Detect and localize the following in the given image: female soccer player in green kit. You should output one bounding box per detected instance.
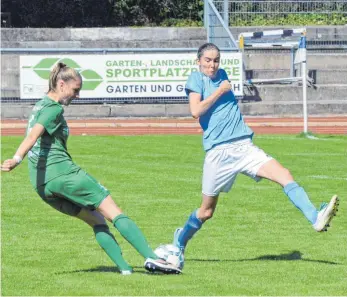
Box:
[1,62,181,275]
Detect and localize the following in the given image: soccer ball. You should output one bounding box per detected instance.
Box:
[154,244,184,270]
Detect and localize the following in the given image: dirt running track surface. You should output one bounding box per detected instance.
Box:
[1,117,347,136]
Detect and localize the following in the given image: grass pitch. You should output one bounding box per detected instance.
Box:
[1,134,346,296]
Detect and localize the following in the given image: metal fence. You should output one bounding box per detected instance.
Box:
[208,0,347,51]
[212,0,347,26]
[205,0,239,49]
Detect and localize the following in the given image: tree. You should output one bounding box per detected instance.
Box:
[1,0,113,27]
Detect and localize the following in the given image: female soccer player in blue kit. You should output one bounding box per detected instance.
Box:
[173,43,339,255]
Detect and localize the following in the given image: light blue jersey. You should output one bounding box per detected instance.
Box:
[185,69,254,151]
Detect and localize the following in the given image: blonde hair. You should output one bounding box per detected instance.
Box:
[48,62,81,92]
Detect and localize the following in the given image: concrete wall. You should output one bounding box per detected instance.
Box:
[2,26,347,48]
[1,27,207,48]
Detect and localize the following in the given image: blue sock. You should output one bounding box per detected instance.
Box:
[178,210,203,249]
[283,182,318,224]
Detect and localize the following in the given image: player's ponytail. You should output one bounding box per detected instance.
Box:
[48,62,81,92]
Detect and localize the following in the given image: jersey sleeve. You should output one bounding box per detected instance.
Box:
[219,69,229,81]
[185,72,203,96]
[36,105,64,135]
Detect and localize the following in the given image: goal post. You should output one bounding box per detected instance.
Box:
[239,28,311,134]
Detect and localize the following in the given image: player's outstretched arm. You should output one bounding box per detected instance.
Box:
[1,123,45,172]
[189,80,231,119]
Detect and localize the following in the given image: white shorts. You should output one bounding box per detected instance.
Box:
[202,138,273,196]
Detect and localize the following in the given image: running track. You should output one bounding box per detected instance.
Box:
[1,117,347,136]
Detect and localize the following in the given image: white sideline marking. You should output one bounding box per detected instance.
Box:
[284,153,345,156]
[308,175,347,181]
[256,136,346,142]
[256,136,304,140]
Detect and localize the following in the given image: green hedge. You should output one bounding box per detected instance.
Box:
[231,14,347,26]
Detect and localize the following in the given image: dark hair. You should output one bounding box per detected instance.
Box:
[197,43,220,59]
[48,62,81,92]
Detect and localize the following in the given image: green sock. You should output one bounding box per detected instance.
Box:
[112,214,158,260]
[93,224,132,272]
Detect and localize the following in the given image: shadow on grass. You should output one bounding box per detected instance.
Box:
[188,250,339,265]
[56,251,339,275]
[56,266,148,275]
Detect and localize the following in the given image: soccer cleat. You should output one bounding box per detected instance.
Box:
[173,227,183,248]
[144,258,181,274]
[120,270,133,275]
[313,195,339,232]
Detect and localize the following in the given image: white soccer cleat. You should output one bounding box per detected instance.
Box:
[313,195,339,232]
[120,270,133,275]
[144,258,182,274]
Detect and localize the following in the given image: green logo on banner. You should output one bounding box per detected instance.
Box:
[30,58,103,91]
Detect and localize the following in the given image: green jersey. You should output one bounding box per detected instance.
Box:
[27,96,79,188]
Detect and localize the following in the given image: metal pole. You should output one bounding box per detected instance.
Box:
[239,34,247,81]
[223,0,229,27]
[204,0,209,29]
[290,47,295,77]
[205,0,213,43]
[302,34,308,134]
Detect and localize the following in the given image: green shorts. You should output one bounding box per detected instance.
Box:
[36,168,110,216]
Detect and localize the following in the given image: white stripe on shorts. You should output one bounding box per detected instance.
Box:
[202,138,273,196]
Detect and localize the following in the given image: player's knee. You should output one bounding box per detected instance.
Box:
[93,224,110,234]
[282,167,293,179]
[199,209,214,221]
[77,208,106,227]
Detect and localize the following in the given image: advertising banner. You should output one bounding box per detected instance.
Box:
[20,53,243,99]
